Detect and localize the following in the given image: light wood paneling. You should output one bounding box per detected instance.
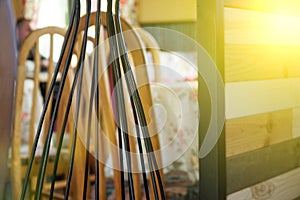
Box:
[227,138,300,194]
[224,2,300,198]
[224,7,300,82]
[225,78,300,119]
[225,7,300,45]
[226,109,293,157]
[225,44,300,82]
[293,107,300,138]
[137,0,197,23]
[225,0,300,17]
[228,167,300,199]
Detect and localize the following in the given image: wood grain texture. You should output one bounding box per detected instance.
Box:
[225,44,300,82]
[224,3,300,198]
[77,12,165,199]
[225,0,300,17]
[225,78,300,119]
[293,107,300,138]
[226,109,293,157]
[227,137,300,194]
[225,7,300,45]
[11,26,68,200]
[228,167,300,200]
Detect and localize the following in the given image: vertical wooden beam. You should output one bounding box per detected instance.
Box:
[197,0,226,199]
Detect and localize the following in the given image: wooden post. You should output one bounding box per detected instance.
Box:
[197,0,226,199]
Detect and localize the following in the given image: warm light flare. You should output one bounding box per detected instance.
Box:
[266,13,300,45]
[225,7,300,45]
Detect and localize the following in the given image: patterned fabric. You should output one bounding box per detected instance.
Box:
[151,81,199,182]
[120,0,138,26]
[23,0,39,28]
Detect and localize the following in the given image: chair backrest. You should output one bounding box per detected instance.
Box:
[70,12,163,200]
[11,26,74,200]
[12,12,164,200]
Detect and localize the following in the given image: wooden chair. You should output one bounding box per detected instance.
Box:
[70,12,164,199]
[11,26,76,200]
[12,13,164,200]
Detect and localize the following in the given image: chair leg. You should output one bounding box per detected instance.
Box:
[70,138,87,200]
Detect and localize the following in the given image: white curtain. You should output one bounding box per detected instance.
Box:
[36,0,68,28]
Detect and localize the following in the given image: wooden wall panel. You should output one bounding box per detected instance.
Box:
[225,3,300,198]
[225,78,300,119]
[225,44,300,82]
[226,109,293,157]
[225,8,300,45]
[225,0,300,17]
[293,107,300,138]
[225,2,300,199]
[227,138,300,194]
[228,167,300,200]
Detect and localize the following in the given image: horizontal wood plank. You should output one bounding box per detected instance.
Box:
[225,78,300,119]
[293,107,300,138]
[137,0,197,23]
[228,167,300,199]
[225,7,300,45]
[226,109,293,157]
[227,137,300,194]
[224,3,300,198]
[225,44,300,82]
[225,0,300,17]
